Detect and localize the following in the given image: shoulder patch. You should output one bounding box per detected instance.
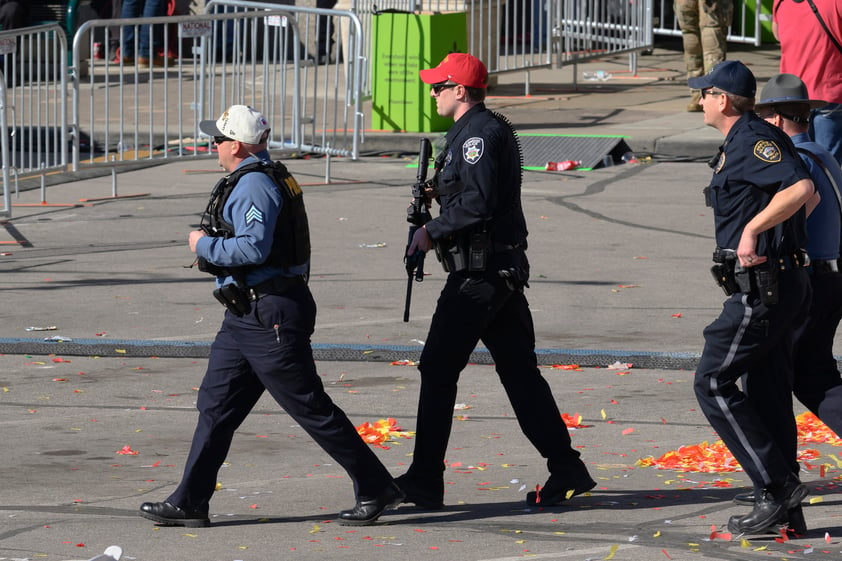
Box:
[462,137,484,164]
[753,140,782,163]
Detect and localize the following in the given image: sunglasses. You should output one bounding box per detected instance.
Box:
[701,88,727,99]
[213,135,234,144]
[431,83,458,95]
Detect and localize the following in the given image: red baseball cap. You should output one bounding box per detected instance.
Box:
[420,53,488,89]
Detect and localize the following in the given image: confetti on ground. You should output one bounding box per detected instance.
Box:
[355,418,414,446]
[390,360,417,366]
[116,445,139,456]
[561,413,591,428]
[550,364,582,370]
[607,361,633,369]
[639,412,835,472]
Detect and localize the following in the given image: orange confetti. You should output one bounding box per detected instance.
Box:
[390,359,417,366]
[621,428,635,435]
[355,418,413,446]
[561,413,591,428]
[116,445,139,456]
[638,412,833,473]
[551,364,582,370]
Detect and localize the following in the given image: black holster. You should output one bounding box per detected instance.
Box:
[213,283,252,317]
[435,228,489,273]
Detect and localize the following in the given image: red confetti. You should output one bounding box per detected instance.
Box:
[355,418,413,446]
[671,313,682,318]
[116,445,139,455]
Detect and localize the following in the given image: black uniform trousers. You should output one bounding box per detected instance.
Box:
[167,283,393,511]
[793,269,842,436]
[407,264,589,482]
[694,267,810,490]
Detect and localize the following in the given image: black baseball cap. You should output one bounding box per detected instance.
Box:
[688,60,756,98]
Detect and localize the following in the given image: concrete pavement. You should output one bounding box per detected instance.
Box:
[2,39,842,561]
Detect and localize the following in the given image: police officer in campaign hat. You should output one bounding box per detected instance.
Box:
[139,105,403,527]
[394,53,595,509]
[690,61,816,535]
[744,75,842,524]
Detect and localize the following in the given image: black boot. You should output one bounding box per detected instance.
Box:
[139,501,210,527]
[727,479,808,535]
[337,482,405,526]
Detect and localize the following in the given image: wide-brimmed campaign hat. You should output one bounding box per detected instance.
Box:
[755,73,828,109]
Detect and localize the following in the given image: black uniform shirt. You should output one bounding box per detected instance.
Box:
[424,103,527,246]
[707,111,811,256]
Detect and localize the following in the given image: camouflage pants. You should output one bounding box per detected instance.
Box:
[675,0,734,86]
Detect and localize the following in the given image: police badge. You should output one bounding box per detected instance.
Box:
[463,137,484,164]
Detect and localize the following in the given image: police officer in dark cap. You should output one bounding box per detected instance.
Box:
[394,53,595,509]
[752,73,842,470]
[138,105,403,528]
[690,61,816,535]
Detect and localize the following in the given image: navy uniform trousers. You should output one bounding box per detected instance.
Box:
[694,267,810,489]
[407,265,590,481]
[793,268,842,436]
[167,283,392,511]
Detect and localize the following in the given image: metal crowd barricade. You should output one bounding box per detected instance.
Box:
[204,0,366,159]
[558,0,653,84]
[72,11,302,169]
[652,0,764,46]
[0,24,70,217]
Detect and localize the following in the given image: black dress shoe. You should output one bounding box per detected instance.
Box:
[727,480,808,535]
[526,475,596,506]
[139,501,210,527]
[394,473,445,510]
[337,482,405,526]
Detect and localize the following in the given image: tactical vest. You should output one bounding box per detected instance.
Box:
[201,160,311,280]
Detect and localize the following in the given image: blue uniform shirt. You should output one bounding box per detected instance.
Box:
[195,151,309,287]
[792,132,842,261]
[707,111,811,255]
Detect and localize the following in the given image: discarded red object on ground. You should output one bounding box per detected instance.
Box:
[545,160,580,171]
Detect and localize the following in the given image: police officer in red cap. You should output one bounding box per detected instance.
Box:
[690,60,816,535]
[394,52,595,510]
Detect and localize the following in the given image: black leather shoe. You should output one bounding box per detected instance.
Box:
[732,490,756,506]
[526,475,596,506]
[394,473,445,510]
[727,478,808,536]
[337,482,405,526]
[139,501,210,527]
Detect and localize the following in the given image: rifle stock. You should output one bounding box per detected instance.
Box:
[403,138,433,322]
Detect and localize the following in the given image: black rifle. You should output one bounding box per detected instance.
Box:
[403,138,433,322]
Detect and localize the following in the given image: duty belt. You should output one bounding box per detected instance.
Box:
[248,274,306,300]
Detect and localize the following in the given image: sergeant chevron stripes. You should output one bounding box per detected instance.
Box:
[245,204,264,224]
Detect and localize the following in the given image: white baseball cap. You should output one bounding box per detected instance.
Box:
[199,105,270,144]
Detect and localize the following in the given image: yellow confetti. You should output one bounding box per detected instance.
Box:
[565,488,575,500]
[215,482,223,490]
[182,533,198,538]
[309,524,321,534]
[603,544,619,560]
[809,496,824,504]
[601,409,607,420]
[515,540,526,544]
[830,454,842,468]
[753,545,768,551]
[653,530,661,538]
[740,538,751,548]
[115,349,127,354]
[2,387,9,392]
